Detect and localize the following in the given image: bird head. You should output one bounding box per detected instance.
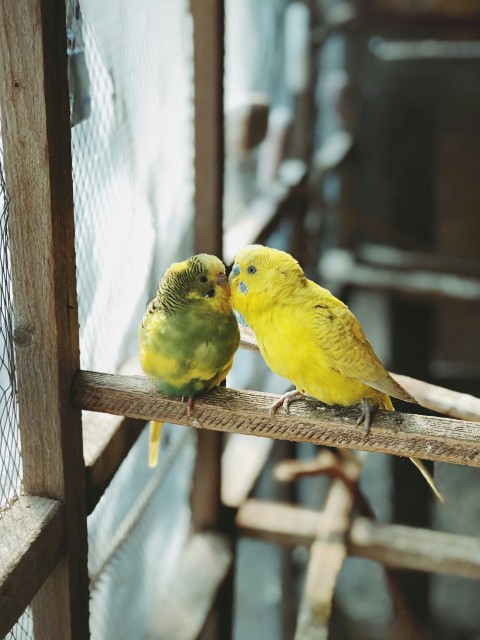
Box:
[158,253,232,313]
[229,244,305,317]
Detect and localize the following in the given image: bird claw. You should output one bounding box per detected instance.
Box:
[269,390,305,417]
[356,399,378,437]
[183,396,195,417]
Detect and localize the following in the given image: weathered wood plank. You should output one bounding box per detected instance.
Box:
[349,517,480,580]
[147,532,232,640]
[192,0,224,258]
[0,2,89,638]
[319,248,480,303]
[392,373,480,423]
[236,499,319,547]
[191,0,225,541]
[236,499,480,579]
[73,371,480,467]
[0,497,65,638]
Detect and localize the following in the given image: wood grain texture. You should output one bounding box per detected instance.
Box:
[192,0,224,258]
[73,371,480,467]
[0,2,89,637]
[147,532,232,640]
[236,499,480,579]
[0,497,65,638]
[191,0,225,542]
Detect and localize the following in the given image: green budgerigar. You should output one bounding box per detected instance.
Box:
[139,253,240,467]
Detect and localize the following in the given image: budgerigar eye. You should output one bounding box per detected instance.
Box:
[199,275,208,283]
[247,265,256,274]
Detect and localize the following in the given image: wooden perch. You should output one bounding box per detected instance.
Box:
[73,371,480,467]
[239,324,480,423]
[319,248,480,304]
[391,373,480,423]
[236,499,480,580]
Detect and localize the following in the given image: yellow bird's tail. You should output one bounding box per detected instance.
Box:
[149,421,164,468]
[409,456,444,503]
[381,394,444,502]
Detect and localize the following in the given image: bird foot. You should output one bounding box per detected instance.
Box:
[356,399,378,437]
[269,389,306,417]
[183,396,195,417]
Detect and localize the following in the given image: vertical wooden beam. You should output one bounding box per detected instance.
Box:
[190,4,232,639]
[192,0,224,259]
[0,2,89,639]
[190,0,225,533]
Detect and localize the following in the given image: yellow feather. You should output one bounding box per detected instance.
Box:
[230,244,443,501]
[140,253,239,467]
[149,421,163,468]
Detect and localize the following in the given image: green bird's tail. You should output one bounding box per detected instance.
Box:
[149,420,164,468]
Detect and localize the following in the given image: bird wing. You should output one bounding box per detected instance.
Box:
[314,302,417,404]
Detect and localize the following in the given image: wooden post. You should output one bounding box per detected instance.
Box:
[190,0,225,532]
[190,2,232,637]
[0,2,89,639]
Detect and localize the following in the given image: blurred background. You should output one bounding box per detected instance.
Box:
[2,0,480,638]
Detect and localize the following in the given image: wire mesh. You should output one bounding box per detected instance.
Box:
[0,139,22,515]
[3,610,34,640]
[71,0,194,373]
[88,424,196,640]
[0,120,35,640]
[69,1,196,638]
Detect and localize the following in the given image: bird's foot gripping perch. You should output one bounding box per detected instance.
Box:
[356,398,379,438]
[184,395,195,416]
[269,389,307,417]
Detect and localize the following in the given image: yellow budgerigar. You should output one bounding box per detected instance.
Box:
[140,253,240,467]
[229,244,442,500]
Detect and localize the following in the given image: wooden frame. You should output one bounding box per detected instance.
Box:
[2,2,480,639]
[237,498,480,578]
[73,371,480,468]
[191,0,225,536]
[0,1,89,638]
[0,497,65,638]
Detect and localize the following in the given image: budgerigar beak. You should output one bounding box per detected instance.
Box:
[217,272,231,296]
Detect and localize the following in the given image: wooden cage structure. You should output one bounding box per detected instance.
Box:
[1,1,480,639]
